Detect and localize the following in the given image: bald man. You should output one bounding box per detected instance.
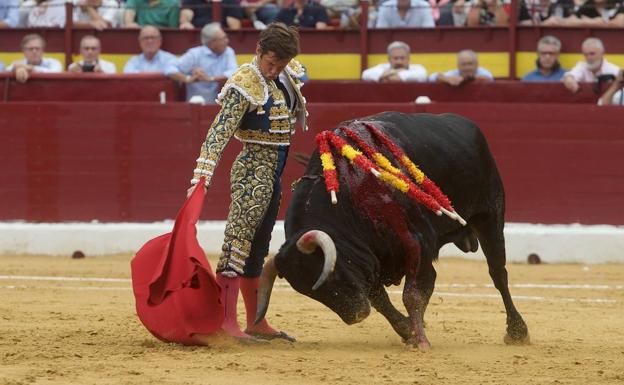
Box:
[123,26,177,74]
[429,50,493,86]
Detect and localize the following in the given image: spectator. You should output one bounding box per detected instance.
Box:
[449,0,470,26]
[68,35,117,74]
[562,37,619,93]
[429,49,493,85]
[22,0,118,28]
[527,0,575,25]
[466,0,520,26]
[320,0,358,19]
[375,0,435,28]
[241,0,279,28]
[124,0,179,28]
[429,0,455,25]
[168,23,237,103]
[275,0,330,29]
[522,35,566,82]
[73,0,119,30]
[0,0,19,27]
[362,41,427,82]
[179,0,245,29]
[124,26,177,74]
[26,0,66,27]
[562,0,624,27]
[8,33,62,83]
[598,69,624,105]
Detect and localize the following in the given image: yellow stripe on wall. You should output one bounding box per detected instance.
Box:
[296,54,361,80]
[4,51,623,80]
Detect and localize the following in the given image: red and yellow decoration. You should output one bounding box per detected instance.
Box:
[315,123,466,225]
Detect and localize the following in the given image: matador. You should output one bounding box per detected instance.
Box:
[188,23,306,342]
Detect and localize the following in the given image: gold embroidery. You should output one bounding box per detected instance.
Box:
[286,59,306,79]
[234,130,291,145]
[217,143,280,273]
[269,104,290,118]
[217,64,267,107]
[270,119,291,133]
[269,80,285,105]
[192,89,249,186]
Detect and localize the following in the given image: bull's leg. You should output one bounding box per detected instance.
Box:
[402,261,436,350]
[369,285,411,341]
[472,214,530,344]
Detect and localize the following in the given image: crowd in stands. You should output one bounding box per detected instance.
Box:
[1,25,622,105]
[1,0,623,104]
[1,0,624,30]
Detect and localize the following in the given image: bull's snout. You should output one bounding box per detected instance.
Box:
[341,301,371,325]
[354,307,371,323]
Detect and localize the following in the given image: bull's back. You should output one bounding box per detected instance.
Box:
[360,112,503,216]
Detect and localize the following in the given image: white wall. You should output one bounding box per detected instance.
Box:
[1,222,623,263]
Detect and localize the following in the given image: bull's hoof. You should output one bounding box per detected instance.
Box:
[404,337,431,351]
[504,316,530,345]
[504,332,531,345]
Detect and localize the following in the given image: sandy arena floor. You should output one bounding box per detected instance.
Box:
[1,253,623,385]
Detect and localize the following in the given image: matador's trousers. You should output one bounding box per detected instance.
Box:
[216,142,289,278]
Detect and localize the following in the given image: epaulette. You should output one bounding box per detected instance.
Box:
[216,63,269,106]
[285,59,306,80]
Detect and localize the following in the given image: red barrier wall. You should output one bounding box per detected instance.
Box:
[303,81,605,104]
[0,74,607,104]
[1,102,623,225]
[1,73,184,102]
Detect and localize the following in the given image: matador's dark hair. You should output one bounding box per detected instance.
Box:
[258,23,300,60]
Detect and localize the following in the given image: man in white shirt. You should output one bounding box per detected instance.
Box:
[123,26,177,74]
[68,35,117,74]
[375,0,435,28]
[8,33,63,83]
[361,41,427,82]
[168,23,238,103]
[0,0,19,27]
[429,49,494,85]
[563,37,620,94]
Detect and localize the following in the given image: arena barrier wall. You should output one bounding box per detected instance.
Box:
[2,100,623,225]
[0,74,610,103]
[2,100,623,261]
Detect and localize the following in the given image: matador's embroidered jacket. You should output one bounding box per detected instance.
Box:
[190,58,308,276]
[191,58,308,186]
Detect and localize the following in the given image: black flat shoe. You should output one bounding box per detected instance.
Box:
[247,331,296,342]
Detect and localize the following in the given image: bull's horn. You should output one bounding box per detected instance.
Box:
[254,257,278,325]
[296,230,337,290]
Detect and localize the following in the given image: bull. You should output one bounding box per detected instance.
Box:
[256,112,529,349]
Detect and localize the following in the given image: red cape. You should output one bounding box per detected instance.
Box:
[131,180,224,345]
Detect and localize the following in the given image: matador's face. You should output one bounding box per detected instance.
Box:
[256,49,291,80]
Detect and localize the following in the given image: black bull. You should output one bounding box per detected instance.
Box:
[256,112,529,349]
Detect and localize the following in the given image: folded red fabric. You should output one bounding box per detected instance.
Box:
[131,179,223,345]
